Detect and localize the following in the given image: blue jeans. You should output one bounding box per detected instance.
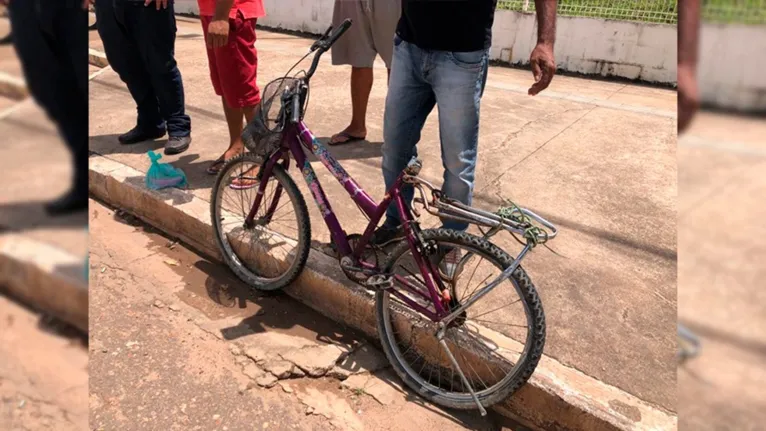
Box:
[382,35,489,231]
[96,0,191,137]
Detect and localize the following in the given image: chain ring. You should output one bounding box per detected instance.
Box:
[339,234,383,284]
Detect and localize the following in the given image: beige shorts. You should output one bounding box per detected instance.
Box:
[331,0,400,69]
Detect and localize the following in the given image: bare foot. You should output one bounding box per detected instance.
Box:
[329,126,366,146]
[230,166,261,190]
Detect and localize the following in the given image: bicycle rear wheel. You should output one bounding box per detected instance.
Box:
[211,153,311,291]
[376,229,545,410]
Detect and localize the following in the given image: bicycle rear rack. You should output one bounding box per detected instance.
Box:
[405,173,558,246]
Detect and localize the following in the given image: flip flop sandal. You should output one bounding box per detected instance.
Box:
[206,157,226,175]
[229,176,260,191]
[328,131,366,146]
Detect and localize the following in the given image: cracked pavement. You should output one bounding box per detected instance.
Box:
[88,198,526,430]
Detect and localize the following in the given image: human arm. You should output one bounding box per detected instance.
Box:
[678,0,701,133]
[206,0,237,48]
[528,0,557,96]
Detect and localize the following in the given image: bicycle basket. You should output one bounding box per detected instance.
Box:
[242,77,303,160]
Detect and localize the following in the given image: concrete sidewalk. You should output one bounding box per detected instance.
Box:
[678,112,766,430]
[89,17,677,418]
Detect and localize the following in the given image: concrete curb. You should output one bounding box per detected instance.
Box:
[0,71,28,101]
[88,153,677,431]
[89,48,109,68]
[0,233,88,333]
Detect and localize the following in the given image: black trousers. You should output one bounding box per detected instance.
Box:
[8,0,88,193]
[95,0,191,136]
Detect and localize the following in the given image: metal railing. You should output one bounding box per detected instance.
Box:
[498,0,678,24]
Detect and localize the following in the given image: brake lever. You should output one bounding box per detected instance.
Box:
[310,25,334,51]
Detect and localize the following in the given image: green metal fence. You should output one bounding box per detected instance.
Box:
[498,0,678,24]
[499,0,766,25]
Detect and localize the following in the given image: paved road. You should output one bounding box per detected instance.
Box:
[89,198,527,431]
[0,293,88,430]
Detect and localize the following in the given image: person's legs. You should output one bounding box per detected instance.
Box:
[200,12,261,174]
[340,66,373,141]
[430,49,489,231]
[373,37,435,244]
[126,2,191,154]
[8,0,89,215]
[329,0,377,145]
[95,0,165,140]
[50,2,89,213]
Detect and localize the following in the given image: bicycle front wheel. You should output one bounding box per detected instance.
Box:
[211,153,311,291]
[376,229,545,410]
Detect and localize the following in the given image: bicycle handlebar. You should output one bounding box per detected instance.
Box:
[326,18,353,49]
[306,19,353,79]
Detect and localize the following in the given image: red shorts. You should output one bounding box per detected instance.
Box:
[201,12,261,109]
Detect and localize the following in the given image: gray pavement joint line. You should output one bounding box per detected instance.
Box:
[680,134,766,158]
[482,106,593,154]
[480,106,597,194]
[604,84,629,101]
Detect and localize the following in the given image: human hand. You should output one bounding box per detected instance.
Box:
[206,19,230,48]
[677,63,699,134]
[145,0,168,10]
[83,0,94,10]
[528,43,556,96]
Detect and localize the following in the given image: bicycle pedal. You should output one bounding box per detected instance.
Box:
[365,274,393,291]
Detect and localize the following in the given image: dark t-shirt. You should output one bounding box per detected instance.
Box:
[396,0,498,52]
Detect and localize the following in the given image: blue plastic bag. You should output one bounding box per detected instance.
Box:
[145,151,188,190]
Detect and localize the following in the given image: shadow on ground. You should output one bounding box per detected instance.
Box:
[0,201,87,231]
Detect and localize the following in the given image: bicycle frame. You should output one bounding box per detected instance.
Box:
[246,120,450,321]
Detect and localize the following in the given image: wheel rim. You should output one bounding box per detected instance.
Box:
[214,159,302,284]
[381,238,535,400]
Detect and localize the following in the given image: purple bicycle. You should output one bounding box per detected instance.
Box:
[211,20,558,414]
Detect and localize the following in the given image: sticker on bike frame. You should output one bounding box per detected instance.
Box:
[301,159,332,217]
[311,138,348,183]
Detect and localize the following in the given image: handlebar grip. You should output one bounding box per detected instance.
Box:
[326,18,352,48]
[291,92,301,123]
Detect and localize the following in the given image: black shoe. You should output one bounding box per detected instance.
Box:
[165,135,191,155]
[44,189,88,216]
[118,125,166,145]
[371,224,404,246]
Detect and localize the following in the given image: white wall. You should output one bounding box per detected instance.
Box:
[491,10,677,84]
[698,23,766,111]
[176,1,678,84]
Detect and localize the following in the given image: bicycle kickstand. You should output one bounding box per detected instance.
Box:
[437,335,487,416]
